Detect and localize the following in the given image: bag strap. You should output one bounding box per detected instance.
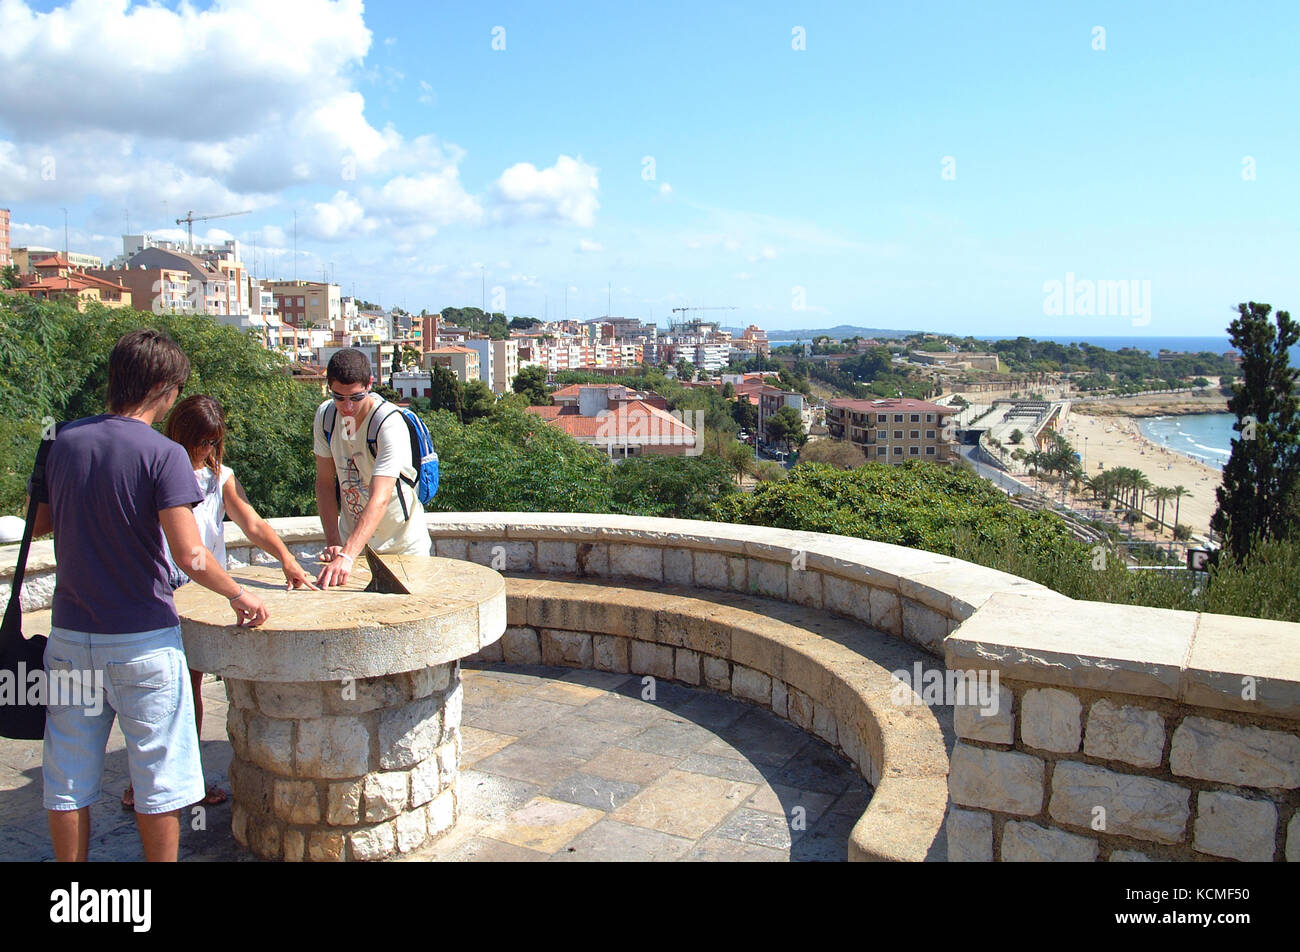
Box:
[3,431,58,635]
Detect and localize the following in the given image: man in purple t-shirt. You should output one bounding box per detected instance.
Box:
[29,328,269,862]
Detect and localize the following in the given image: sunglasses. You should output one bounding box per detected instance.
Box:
[329,389,371,405]
[198,437,222,447]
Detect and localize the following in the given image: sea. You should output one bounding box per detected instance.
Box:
[768,334,1300,471]
[1137,414,1234,471]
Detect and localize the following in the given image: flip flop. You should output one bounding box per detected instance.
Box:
[201,784,229,806]
[121,786,134,811]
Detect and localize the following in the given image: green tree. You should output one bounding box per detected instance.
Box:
[1,265,19,289]
[730,398,758,432]
[798,439,867,469]
[1211,302,1300,559]
[462,379,496,422]
[0,297,322,519]
[512,364,551,405]
[609,454,738,519]
[766,406,806,452]
[675,359,695,381]
[429,364,466,421]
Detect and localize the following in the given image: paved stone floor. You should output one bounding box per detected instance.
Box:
[0,663,871,862]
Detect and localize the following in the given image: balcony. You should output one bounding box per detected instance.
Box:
[3,513,1298,862]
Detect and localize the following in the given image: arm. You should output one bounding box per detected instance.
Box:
[316,475,396,588]
[26,498,52,538]
[159,505,268,627]
[223,475,318,590]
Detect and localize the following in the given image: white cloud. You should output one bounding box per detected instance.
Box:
[577,239,603,253]
[659,183,672,196]
[492,155,599,227]
[418,80,436,106]
[748,246,777,263]
[0,0,405,201]
[305,190,376,240]
[734,272,752,280]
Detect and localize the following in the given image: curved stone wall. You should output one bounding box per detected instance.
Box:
[6,512,1298,861]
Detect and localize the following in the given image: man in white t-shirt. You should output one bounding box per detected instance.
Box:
[313,348,431,587]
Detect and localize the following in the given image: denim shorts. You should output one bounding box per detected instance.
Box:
[43,625,205,814]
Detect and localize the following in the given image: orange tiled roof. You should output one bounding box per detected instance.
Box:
[526,399,696,442]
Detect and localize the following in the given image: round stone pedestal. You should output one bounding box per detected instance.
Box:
[176,555,505,861]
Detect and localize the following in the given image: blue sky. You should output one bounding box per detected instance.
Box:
[3,0,1298,336]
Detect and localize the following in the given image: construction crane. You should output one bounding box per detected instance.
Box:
[175,209,252,252]
[670,305,736,331]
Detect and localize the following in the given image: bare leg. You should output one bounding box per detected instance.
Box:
[48,807,91,862]
[190,668,204,733]
[135,809,181,862]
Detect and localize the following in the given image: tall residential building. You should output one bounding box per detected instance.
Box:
[12,246,102,271]
[111,234,242,268]
[7,255,133,311]
[492,339,520,393]
[825,398,957,464]
[423,345,480,384]
[462,339,495,390]
[264,280,340,334]
[0,209,10,268]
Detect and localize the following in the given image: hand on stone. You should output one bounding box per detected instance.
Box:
[284,559,320,591]
[231,589,269,628]
[317,547,353,588]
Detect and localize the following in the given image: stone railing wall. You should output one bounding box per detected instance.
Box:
[945,593,1300,861]
[5,511,1298,862]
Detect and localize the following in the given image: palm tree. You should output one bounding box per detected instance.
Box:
[1171,485,1189,535]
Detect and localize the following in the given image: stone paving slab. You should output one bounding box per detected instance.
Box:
[0,664,874,862]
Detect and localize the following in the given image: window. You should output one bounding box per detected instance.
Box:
[423,387,431,397]
[926,430,936,439]
[877,414,887,423]
[893,414,903,423]
[910,430,920,439]
[893,430,903,439]
[926,446,936,455]
[926,414,934,423]
[876,430,887,442]
[910,414,920,423]
[892,446,902,456]
[876,446,887,456]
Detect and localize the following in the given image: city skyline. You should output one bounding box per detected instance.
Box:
[2,0,1297,336]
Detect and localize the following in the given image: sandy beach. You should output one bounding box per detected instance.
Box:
[1060,409,1224,539]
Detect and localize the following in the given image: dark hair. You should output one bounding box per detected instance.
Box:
[164,394,225,478]
[108,328,190,413]
[327,348,372,387]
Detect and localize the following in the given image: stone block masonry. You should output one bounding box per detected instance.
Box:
[226,663,461,862]
[944,675,1299,862]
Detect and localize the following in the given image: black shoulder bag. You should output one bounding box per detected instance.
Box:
[0,426,61,740]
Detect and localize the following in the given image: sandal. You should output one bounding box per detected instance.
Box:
[201,784,229,806]
[121,785,134,811]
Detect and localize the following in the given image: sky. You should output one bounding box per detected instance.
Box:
[2,0,1298,337]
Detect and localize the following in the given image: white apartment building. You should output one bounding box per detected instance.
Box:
[462,339,496,390]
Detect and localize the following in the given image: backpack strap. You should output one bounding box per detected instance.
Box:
[322,402,338,445]
[367,404,414,521]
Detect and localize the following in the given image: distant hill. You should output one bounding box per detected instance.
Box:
[756,325,921,340]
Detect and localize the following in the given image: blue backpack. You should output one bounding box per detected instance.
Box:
[322,399,439,520]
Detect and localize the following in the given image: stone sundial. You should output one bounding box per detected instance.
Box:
[175,550,507,862]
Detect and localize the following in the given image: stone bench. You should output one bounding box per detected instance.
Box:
[466,576,952,862]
